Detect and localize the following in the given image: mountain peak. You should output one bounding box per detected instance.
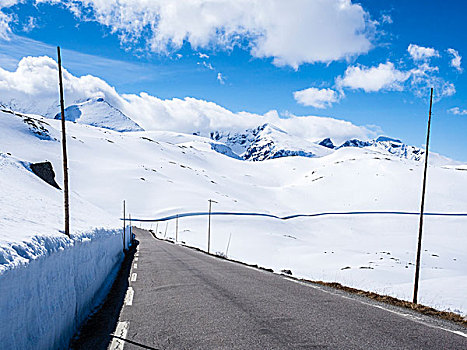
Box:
[55,98,143,132]
[376,136,402,144]
[319,138,335,149]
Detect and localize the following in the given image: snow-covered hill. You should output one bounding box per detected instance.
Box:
[1,106,466,319]
[55,97,143,132]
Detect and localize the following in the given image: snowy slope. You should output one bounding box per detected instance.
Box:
[0,110,132,349]
[1,107,467,322]
[54,97,143,132]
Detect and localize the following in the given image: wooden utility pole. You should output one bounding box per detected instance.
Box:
[413,87,434,304]
[57,46,70,238]
[123,200,126,251]
[175,215,179,242]
[207,199,218,254]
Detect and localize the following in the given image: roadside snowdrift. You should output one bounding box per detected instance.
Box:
[0,147,127,348]
[0,228,124,350]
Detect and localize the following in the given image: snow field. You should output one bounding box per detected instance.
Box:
[0,114,131,348]
[1,104,466,349]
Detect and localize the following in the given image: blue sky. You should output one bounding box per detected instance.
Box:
[1,0,466,161]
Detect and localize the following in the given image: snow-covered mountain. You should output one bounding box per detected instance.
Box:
[54,97,143,132]
[3,97,455,165]
[208,123,333,161]
[335,136,456,166]
[206,123,456,166]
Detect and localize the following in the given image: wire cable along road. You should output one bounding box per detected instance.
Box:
[104,228,467,350]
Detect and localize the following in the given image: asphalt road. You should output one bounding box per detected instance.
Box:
[108,228,466,350]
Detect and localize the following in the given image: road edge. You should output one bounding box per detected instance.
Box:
[146,228,466,327]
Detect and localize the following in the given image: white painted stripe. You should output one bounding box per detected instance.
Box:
[283,277,467,339]
[452,330,467,338]
[135,252,139,257]
[109,321,129,350]
[134,257,138,262]
[133,263,138,269]
[131,273,137,282]
[124,287,134,306]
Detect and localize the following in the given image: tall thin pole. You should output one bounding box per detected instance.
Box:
[413,87,434,304]
[208,201,212,253]
[175,215,179,242]
[123,200,126,251]
[207,199,218,254]
[226,232,232,257]
[57,46,70,238]
[129,213,132,246]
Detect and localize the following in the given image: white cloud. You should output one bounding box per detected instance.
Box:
[381,14,392,24]
[0,10,13,40]
[22,16,37,33]
[335,60,455,100]
[198,53,209,59]
[0,55,375,143]
[448,107,467,116]
[217,72,225,85]
[407,44,439,61]
[336,62,409,92]
[0,55,121,116]
[0,0,23,40]
[38,0,373,69]
[0,0,23,6]
[447,48,462,72]
[198,61,214,71]
[409,62,456,99]
[293,87,340,108]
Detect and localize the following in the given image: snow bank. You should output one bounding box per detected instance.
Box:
[0,128,130,348]
[0,228,128,350]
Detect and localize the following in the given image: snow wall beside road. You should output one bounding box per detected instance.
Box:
[0,228,130,349]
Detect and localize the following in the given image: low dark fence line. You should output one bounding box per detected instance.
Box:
[122,210,467,223]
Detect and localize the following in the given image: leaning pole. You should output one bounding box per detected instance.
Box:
[413,87,434,304]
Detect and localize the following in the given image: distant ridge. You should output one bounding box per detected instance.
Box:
[55,97,143,132]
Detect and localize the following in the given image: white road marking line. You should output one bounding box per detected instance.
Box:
[284,277,467,339]
[124,287,134,306]
[133,263,138,269]
[131,273,137,282]
[451,330,467,338]
[109,321,129,350]
[134,257,138,262]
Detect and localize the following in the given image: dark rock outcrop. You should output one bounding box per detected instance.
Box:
[319,138,335,149]
[30,161,61,189]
